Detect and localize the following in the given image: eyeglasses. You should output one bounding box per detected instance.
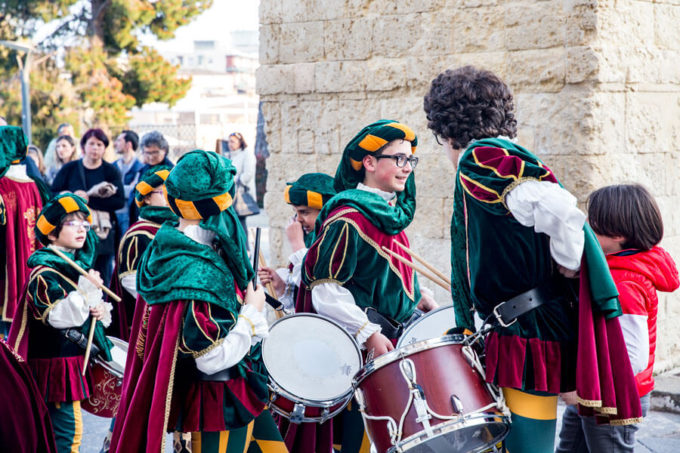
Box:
[374,154,419,169]
[143,150,162,156]
[63,221,91,231]
[151,190,164,195]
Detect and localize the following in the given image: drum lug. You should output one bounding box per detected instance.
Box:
[290,403,306,424]
[450,394,464,414]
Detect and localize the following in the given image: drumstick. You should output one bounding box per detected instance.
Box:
[82,319,96,376]
[50,247,122,303]
[381,246,451,292]
[394,241,450,285]
[258,250,284,319]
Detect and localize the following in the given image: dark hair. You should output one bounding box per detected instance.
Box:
[424,66,517,150]
[588,184,663,251]
[141,131,169,153]
[120,130,139,151]
[55,135,78,163]
[229,132,247,150]
[50,211,87,240]
[80,128,109,150]
[57,123,72,134]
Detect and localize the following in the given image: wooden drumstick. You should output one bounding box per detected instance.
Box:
[394,241,450,285]
[82,319,97,376]
[381,246,451,293]
[50,247,122,303]
[258,250,284,319]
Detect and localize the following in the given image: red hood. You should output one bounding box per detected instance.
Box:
[606,246,680,293]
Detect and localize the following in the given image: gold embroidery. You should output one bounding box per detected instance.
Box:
[499,176,542,211]
[459,173,503,204]
[24,206,37,253]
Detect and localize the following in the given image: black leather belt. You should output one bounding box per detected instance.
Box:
[492,280,556,327]
[198,366,240,381]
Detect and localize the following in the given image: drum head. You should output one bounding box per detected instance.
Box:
[263,314,362,402]
[397,305,455,348]
[106,336,128,376]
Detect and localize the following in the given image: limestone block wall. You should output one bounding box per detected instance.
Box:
[257,0,680,371]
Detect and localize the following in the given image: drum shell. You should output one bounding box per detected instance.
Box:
[81,337,127,418]
[354,338,507,452]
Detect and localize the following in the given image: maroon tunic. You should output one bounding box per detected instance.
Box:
[0,175,42,322]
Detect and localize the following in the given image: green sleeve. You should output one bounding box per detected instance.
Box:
[118,231,153,276]
[179,300,238,358]
[303,219,359,287]
[27,270,71,324]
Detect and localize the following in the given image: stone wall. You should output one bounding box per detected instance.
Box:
[257,0,680,371]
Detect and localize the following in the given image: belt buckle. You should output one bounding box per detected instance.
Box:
[493,301,517,328]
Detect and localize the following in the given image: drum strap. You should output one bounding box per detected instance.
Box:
[364,307,403,339]
[492,279,558,327]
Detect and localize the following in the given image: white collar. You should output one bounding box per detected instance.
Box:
[357,182,396,202]
[4,164,30,181]
[180,224,216,247]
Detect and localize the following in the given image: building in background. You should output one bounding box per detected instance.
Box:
[130,31,259,158]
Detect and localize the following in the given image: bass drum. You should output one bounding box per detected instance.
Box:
[82,336,127,418]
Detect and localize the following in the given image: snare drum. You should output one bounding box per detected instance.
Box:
[397,305,455,348]
[353,335,510,453]
[82,337,128,418]
[262,313,362,424]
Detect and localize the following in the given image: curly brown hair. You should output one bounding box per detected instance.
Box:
[424,66,517,149]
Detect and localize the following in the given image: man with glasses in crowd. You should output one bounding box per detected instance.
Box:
[129,131,174,225]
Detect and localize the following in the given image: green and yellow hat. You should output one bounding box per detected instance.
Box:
[284,173,336,210]
[134,165,172,207]
[335,119,417,191]
[0,126,28,178]
[164,150,235,220]
[35,193,93,245]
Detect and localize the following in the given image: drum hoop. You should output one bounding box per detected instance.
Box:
[268,381,354,409]
[263,313,363,402]
[387,411,510,453]
[397,305,454,348]
[353,334,466,386]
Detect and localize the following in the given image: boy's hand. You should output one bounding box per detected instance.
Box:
[89,304,106,321]
[285,217,306,252]
[558,265,579,279]
[560,391,579,406]
[416,288,439,313]
[365,331,394,358]
[87,269,104,287]
[244,281,266,312]
[257,267,285,297]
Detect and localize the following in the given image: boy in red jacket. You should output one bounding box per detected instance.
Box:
[557,184,680,452]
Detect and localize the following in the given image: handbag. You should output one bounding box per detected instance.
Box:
[76,159,114,240]
[233,181,260,217]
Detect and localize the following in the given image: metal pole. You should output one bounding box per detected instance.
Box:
[20,52,32,144]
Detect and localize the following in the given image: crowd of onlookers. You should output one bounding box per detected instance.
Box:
[23,124,257,286]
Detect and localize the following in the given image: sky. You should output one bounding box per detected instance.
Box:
[146,1,260,53]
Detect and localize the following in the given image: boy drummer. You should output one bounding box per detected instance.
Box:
[296,120,437,452]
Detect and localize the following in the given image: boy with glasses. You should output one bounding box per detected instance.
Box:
[9,193,113,453]
[295,120,437,452]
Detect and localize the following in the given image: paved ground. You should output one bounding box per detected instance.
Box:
[81,402,680,452]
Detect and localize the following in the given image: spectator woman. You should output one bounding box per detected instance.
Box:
[226,132,257,246]
[46,135,79,186]
[51,128,124,285]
